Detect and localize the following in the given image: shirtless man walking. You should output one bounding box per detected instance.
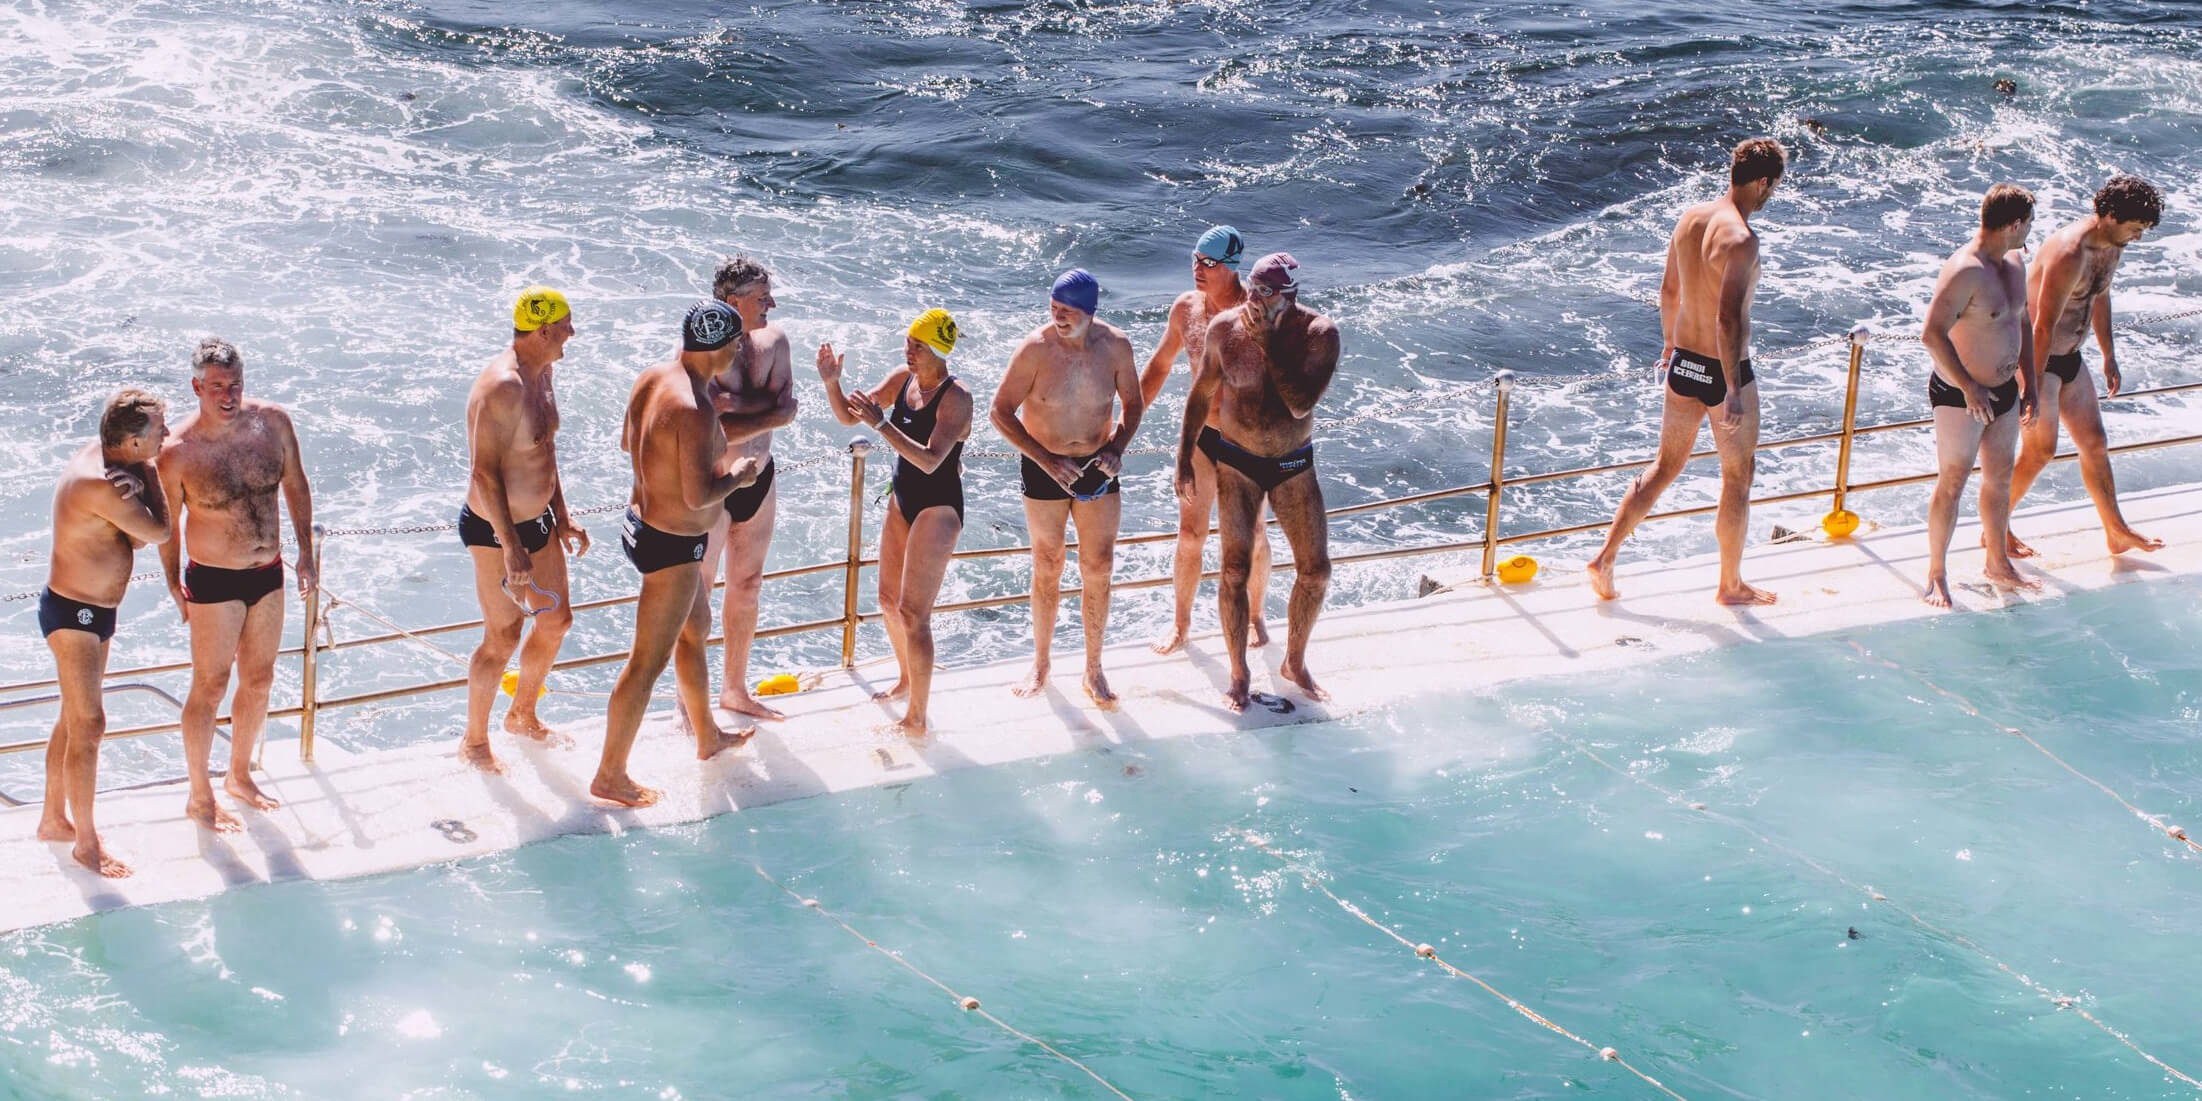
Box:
[1586,138,1786,606]
[158,338,314,831]
[458,287,589,773]
[2008,175,2167,556]
[37,390,170,877]
[1141,225,1272,656]
[592,301,762,807]
[1178,253,1340,713]
[1919,185,2043,607]
[699,256,798,721]
[991,269,1143,707]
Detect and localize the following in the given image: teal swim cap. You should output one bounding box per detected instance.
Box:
[1194,225,1244,269]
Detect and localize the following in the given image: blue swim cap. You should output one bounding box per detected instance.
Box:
[1193,225,1244,269]
[1050,269,1100,316]
[682,299,741,352]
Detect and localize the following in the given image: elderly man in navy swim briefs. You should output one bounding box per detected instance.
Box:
[1177,253,1340,713]
[991,269,1144,709]
[593,301,764,808]
[457,286,589,774]
[157,337,315,832]
[38,389,171,878]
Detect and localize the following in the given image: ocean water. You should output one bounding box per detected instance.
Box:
[1,3,2199,779]
[2,570,2197,1099]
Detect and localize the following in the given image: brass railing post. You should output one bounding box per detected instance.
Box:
[840,439,872,667]
[299,522,325,764]
[1829,323,1871,519]
[1480,370,1515,580]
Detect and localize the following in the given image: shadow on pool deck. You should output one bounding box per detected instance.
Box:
[3,481,2199,933]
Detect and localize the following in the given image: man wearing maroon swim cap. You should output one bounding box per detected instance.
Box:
[1177,251,1340,713]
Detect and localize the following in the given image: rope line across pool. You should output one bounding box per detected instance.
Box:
[1844,639,2202,859]
[751,862,1135,1100]
[1238,829,1696,1100]
[1525,714,2202,1092]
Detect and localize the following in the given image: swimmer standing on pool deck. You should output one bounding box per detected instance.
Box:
[1919,184,2043,608]
[1586,138,1785,606]
[38,389,170,878]
[818,310,972,737]
[1143,226,1273,656]
[697,256,799,722]
[593,301,763,807]
[157,338,314,832]
[992,270,1143,708]
[457,286,589,773]
[2007,175,2167,558]
[1179,253,1339,713]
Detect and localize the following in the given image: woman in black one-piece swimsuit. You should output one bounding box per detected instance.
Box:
[816,310,971,737]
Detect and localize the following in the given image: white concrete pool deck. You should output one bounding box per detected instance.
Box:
[4,482,2199,933]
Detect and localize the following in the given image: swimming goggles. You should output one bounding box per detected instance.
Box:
[501,577,564,617]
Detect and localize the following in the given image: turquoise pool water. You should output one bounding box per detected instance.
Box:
[4,575,2199,1099]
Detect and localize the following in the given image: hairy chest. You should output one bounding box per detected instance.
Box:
[178,429,284,511]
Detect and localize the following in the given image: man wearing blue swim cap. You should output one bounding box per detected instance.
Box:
[594,299,766,809]
[990,268,1145,709]
[1177,251,1340,714]
[1141,225,1274,657]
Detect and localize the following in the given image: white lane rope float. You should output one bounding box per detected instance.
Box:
[1237,829,1695,1101]
[1844,639,2202,859]
[1528,715,2202,1092]
[750,862,1135,1100]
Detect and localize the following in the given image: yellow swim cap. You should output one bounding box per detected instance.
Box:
[513,285,571,332]
[907,308,958,357]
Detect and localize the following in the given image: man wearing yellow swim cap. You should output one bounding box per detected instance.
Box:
[456,284,586,773]
[512,285,571,336]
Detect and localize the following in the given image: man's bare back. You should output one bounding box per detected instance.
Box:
[625,360,745,537]
[1667,199,1760,369]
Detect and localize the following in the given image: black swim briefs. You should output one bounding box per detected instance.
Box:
[1928,373,2021,419]
[2044,351,2084,386]
[620,507,708,575]
[1664,347,1756,407]
[38,588,116,642]
[1196,426,1315,493]
[723,458,776,524]
[185,560,285,607]
[1020,454,1120,502]
[458,504,556,554]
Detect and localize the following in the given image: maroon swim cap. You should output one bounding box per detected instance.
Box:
[1249,252,1299,296]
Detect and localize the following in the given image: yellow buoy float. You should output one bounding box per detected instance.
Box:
[499,671,548,699]
[1822,509,1860,539]
[755,673,802,697]
[1495,554,1538,584]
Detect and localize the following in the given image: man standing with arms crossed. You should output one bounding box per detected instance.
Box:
[37,389,170,877]
[1919,185,2044,607]
[592,301,762,808]
[1586,138,1786,606]
[1142,225,1272,656]
[458,287,589,773]
[158,338,314,832]
[699,256,798,721]
[2008,175,2167,557]
[992,269,1143,708]
[1179,253,1339,713]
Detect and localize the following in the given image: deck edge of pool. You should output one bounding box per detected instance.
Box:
[5,482,2200,933]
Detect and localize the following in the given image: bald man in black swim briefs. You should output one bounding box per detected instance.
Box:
[1177,252,1340,713]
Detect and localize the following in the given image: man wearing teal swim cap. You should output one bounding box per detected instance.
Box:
[991,269,1145,709]
[1142,225,1273,657]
